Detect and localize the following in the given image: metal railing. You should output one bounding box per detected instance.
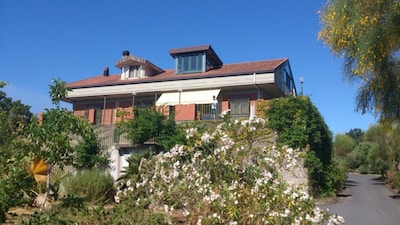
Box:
[96,126,131,150]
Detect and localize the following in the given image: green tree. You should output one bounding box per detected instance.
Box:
[0,82,32,145]
[28,79,107,208]
[117,106,185,150]
[319,0,400,124]
[346,141,372,173]
[334,134,354,158]
[362,124,400,176]
[346,128,364,145]
[0,82,36,222]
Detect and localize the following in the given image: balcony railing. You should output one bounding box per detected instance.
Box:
[96,125,131,150]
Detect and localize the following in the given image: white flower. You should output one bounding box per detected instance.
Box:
[220,109,230,118]
[201,132,211,142]
[186,128,197,138]
[197,216,202,225]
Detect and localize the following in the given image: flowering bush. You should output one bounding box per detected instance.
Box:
[387,170,400,190]
[116,111,344,224]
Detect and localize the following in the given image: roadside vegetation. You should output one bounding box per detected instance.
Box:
[0,79,345,224]
[333,125,400,191]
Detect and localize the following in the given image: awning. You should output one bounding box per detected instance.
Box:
[156,89,220,106]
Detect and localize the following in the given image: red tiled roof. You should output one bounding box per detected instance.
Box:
[67,58,287,89]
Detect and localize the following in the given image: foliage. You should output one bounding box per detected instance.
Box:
[74,129,109,170]
[346,141,372,173]
[60,194,87,210]
[28,108,99,170]
[24,78,107,210]
[0,82,36,222]
[0,83,32,145]
[28,78,107,170]
[0,169,35,223]
[387,170,400,190]
[0,79,107,222]
[333,134,354,158]
[117,106,186,150]
[345,128,364,145]
[266,96,344,197]
[363,124,398,177]
[342,124,400,177]
[63,167,115,203]
[48,78,70,109]
[16,111,345,224]
[19,204,169,225]
[113,111,344,224]
[117,149,156,183]
[18,210,74,225]
[318,0,400,123]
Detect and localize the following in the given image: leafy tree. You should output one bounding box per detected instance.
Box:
[0,82,36,222]
[117,106,185,150]
[28,79,107,208]
[346,128,364,145]
[0,82,32,145]
[74,127,109,170]
[48,78,69,109]
[334,134,354,158]
[346,142,372,173]
[363,124,400,177]
[319,0,400,124]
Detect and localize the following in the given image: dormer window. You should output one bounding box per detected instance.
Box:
[176,52,205,74]
[123,65,143,78]
[169,45,223,75]
[115,50,164,80]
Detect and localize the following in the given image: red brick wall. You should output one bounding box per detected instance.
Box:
[175,104,196,121]
[73,110,85,117]
[115,100,134,123]
[221,100,229,112]
[88,109,95,123]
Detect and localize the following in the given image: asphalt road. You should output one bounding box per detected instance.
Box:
[318,173,400,225]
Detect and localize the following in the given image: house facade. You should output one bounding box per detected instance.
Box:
[63,45,297,179]
[64,45,297,124]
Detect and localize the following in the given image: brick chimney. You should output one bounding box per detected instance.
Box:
[103,66,109,76]
[122,50,130,56]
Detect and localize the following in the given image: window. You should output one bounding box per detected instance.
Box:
[128,65,142,78]
[285,69,291,90]
[94,108,102,124]
[284,64,294,91]
[229,97,250,118]
[196,103,220,120]
[168,106,175,119]
[176,53,204,74]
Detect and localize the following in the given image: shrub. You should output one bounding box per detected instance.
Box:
[19,111,345,224]
[114,111,344,224]
[0,167,36,223]
[387,171,400,190]
[266,96,346,197]
[117,106,186,151]
[63,167,115,203]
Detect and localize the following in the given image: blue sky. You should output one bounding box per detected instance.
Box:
[0,0,377,135]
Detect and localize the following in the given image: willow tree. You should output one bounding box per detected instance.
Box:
[319,0,400,124]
